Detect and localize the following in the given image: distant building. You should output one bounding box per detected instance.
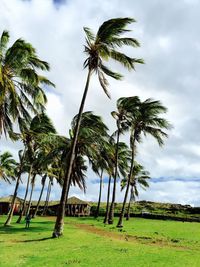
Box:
[0,195,25,215]
[0,195,91,216]
[47,196,91,216]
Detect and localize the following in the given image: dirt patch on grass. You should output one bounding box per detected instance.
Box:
[70,222,190,251]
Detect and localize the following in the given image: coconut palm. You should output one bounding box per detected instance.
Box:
[0,151,16,183]
[53,111,109,236]
[15,160,32,223]
[53,17,143,237]
[91,141,110,218]
[5,113,56,226]
[108,96,139,224]
[120,162,150,220]
[104,141,131,224]
[4,149,26,226]
[32,174,47,218]
[0,30,54,137]
[17,114,57,222]
[117,97,172,227]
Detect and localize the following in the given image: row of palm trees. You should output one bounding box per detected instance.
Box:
[0,17,171,238]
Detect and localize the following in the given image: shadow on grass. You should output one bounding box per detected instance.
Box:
[0,220,54,235]
[17,236,53,243]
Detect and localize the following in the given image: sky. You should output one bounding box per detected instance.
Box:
[1,0,200,206]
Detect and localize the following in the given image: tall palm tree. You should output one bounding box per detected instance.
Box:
[104,141,131,224]
[16,161,32,223]
[108,96,139,224]
[53,111,109,236]
[17,113,57,222]
[4,149,26,226]
[91,141,109,219]
[117,97,172,227]
[120,162,150,220]
[32,174,47,218]
[5,113,56,226]
[0,151,16,183]
[0,30,54,137]
[53,17,143,237]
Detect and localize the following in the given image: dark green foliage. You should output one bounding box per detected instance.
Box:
[0,30,54,137]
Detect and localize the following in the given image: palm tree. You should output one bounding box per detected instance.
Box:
[120,162,150,220]
[53,112,109,237]
[104,141,131,224]
[108,96,139,224]
[5,113,56,226]
[117,97,172,227]
[0,30,54,137]
[16,161,32,223]
[53,17,143,237]
[91,141,109,219]
[17,113,57,222]
[32,174,47,218]
[26,173,36,217]
[0,151,16,183]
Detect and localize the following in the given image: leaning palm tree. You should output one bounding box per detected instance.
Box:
[0,30,54,137]
[117,97,172,227]
[91,141,109,219]
[108,96,139,224]
[32,174,47,218]
[4,149,26,226]
[53,17,144,237]
[5,113,56,226]
[120,162,150,220]
[53,111,109,237]
[104,141,131,224]
[0,151,16,183]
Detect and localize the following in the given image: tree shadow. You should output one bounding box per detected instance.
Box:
[0,220,54,235]
[17,236,53,242]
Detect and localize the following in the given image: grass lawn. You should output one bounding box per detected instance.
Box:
[0,216,200,267]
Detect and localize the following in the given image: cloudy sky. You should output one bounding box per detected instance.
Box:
[1,0,200,206]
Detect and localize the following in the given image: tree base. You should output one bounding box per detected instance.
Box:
[52,232,62,238]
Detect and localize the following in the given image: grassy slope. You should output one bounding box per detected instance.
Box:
[0,216,200,267]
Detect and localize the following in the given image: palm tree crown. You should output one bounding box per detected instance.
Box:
[0,30,54,137]
[0,151,16,183]
[84,18,144,97]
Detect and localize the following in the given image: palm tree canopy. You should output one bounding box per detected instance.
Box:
[118,96,172,146]
[0,30,54,137]
[71,111,109,161]
[121,162,150,196]
[84,18,144,98]
[111,96,140,137]
[0,151,16,183]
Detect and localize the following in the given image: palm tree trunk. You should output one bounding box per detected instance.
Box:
[126,186,133,221]
[42,179,51,216]
[16,164,33,223]
[26,174,36,216]
[44,181,52,215]
[117,138,135,228]
[4,150,25,226]
[52,69,92,238]
[95,169,103,218]
[32,174,47,218]
[108,127,120,224]
[103,175,111,224]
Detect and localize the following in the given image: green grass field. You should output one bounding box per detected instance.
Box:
[0,216,200,267]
